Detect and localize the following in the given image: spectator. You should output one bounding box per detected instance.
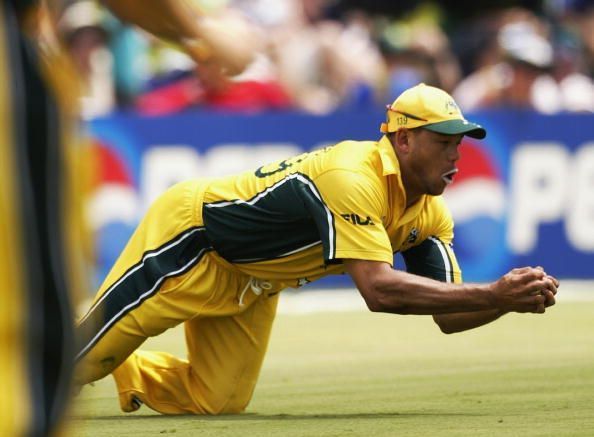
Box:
[453,7,594,113]
[261,0,386,113]
[59,1,115,118]
[378,2,461,97]
[65,0,594,115]
[573,2,594,77]
[547,1,594,112]
[453,13,557,112]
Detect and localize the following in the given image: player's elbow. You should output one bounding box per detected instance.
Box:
[361,291,385,313]
[432,315,459,334]
[435,322,457,335]
[360,280,410,314]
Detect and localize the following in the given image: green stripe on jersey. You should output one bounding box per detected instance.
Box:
[203,173,336,263]
[401,237,454,283]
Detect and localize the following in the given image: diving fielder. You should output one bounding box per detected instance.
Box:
[75,83,559,415]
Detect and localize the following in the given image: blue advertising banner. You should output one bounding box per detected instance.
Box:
[88,110,594,287]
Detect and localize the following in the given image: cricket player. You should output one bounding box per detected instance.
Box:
[0,1,255,435]
[75,83,559,415]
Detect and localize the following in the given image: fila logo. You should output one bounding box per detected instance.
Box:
[341,213,375,226]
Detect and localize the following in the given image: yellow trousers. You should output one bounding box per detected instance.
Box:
[76,180,282,414]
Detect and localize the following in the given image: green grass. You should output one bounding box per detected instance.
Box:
[71,300,594,436]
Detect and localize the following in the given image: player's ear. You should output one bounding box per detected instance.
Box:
[393,128,411,154]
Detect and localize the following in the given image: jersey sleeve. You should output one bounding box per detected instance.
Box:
[300,169,393,265]
[401,197,462,283]
[401,237,462,283]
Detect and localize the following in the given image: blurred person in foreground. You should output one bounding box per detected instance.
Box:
[75,83,559,416]
[0,0,256,435]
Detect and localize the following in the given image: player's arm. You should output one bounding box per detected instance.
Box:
[101,0,255,74]
[400,237,557,332]
[344,259,557,316]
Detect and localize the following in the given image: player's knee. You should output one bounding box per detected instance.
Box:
[216,396,251,414]
[208,385,255,414]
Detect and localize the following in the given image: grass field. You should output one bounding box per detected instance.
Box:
[71,296,594,436]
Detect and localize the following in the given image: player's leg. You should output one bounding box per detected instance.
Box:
[112,267,281,414]
[75,179,212,385]
[185,290,280,414]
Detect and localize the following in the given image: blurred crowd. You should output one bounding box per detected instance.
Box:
[58,0,594,118]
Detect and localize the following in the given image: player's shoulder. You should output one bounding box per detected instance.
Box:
[326,140,381,171]
[333,139,378,154]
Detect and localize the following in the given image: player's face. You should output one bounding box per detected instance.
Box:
[407,128,463,196]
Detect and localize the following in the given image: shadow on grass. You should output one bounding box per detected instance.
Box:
[74,411,486,422]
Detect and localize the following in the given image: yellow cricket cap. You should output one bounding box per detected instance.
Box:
[380,83,486,139]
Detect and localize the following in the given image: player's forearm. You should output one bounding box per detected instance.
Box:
[346,260,555,316]
[360,268,496,315]
[432,309,506,334]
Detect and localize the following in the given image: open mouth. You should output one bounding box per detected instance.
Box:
[441,168,458,185]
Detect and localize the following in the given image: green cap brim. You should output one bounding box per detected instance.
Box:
[423,119,487,139]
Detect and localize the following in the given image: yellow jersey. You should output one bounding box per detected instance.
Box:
[202,135,461,286]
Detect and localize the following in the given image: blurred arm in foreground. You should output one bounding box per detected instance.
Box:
[102,0,260,75]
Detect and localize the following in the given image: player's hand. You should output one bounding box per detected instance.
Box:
[542,271,559,308]
[533,266,559,309]
[487,267,558,314]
